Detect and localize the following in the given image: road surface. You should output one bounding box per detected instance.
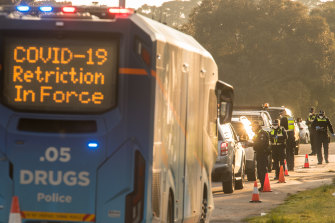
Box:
[209,142,335,222]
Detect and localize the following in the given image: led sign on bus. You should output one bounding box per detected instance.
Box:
[3,37,118,113]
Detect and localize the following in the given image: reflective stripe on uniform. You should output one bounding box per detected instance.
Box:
[287,117,294,131]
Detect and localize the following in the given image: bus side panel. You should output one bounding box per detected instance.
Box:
[152,42,187,222]
[151,39,218,222]
[0,159,12,223]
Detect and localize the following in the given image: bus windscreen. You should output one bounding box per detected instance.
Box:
[3,36,118,113]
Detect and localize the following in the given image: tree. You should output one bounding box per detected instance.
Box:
[184,0,335,119]
[137,0,200,28]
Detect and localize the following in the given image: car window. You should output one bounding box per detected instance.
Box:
[228,124,238,141]
[262,113,270,127]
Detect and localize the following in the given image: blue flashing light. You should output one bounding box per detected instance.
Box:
[88,142,99,149]
[39,6,53,12]
[17,6,30,12]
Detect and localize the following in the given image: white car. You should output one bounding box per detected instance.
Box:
[231,117,257,181]
[298,121,310,143]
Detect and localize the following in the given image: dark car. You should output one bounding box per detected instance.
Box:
[263,105,300,154]
[212,122,246,194]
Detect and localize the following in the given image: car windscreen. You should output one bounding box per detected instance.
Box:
[232,115,264,126]
[231,122,246,137]
[266,110,282,120]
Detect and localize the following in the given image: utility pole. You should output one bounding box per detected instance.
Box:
[119,0,125,8]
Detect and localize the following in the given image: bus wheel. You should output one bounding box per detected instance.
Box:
[200,187,208,223]
[167,192,174,223]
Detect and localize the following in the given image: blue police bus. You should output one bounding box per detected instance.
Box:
[0,5,234,223]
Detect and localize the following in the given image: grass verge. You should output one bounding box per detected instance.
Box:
[246,178,335,223]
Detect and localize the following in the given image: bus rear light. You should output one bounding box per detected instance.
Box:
[108,7,134,17]
[62,6,76,13]
[220,142,229,156]
[125,151,145,223]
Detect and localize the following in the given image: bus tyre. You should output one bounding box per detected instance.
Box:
[235,161,245,190]
[200,188,208,223]
[167,192,174,223]
[222,164,235,194]
[247,158,257,181]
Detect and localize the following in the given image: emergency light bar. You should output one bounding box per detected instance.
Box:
[0,5,135,19]
[39,6,53,12]
[16,5,30,12]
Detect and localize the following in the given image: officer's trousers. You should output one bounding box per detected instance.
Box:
[316,132,329,163]
[310,129,316,154]
[286,136,295,171]
[256,152,268,189]
[272,145,286,178]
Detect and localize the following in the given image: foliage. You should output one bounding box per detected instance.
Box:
[137,0,200,28]
[247,184,335,222]
[183,0,335,121]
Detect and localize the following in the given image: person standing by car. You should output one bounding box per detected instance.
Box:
[306,107,317,156]
[251,121,269,191]
[312,110,335,164]
[269,119,287,180]
[280,110,295,171]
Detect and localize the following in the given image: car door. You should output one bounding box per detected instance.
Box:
[228,124,243,174]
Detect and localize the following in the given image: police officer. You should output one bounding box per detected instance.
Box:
[280,109,295,171]
[306,107,317,155]
[252,121,270,191]
[312,110,335,164]
[269,119,287,180]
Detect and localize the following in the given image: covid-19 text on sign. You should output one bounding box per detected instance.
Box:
[3,37,118,113]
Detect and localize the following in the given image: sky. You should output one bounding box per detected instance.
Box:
[59,0,169,9]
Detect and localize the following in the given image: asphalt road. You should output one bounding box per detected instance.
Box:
[209,142,335,222]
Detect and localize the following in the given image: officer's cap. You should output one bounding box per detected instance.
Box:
[319,110,325,115]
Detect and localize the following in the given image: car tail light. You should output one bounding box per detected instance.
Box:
[220,142,229,156]
[125,151,145,223]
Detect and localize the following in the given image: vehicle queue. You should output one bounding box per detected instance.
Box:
[212,103,335,193]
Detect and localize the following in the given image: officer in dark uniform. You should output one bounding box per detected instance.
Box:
[312,110,335,164]
[269,119,287,180]
[306,107,317,155]
[252,121,269,191]
[280,109,295,171]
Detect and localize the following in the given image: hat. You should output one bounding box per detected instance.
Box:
[319,110,325,115]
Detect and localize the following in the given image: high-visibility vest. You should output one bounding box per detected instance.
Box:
[317,117,327,122]
[270,129,284,144]
[287,116,294,131]
[308,114,316,122]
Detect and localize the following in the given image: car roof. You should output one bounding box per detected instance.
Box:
[233,110,269,115]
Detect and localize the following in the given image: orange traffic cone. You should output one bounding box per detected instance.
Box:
[284,159,289,176]
[304,154,310,168]
[278,165,286,183]
[8,196,22,223]
[262,173,272,192]
[250,181,262,203]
